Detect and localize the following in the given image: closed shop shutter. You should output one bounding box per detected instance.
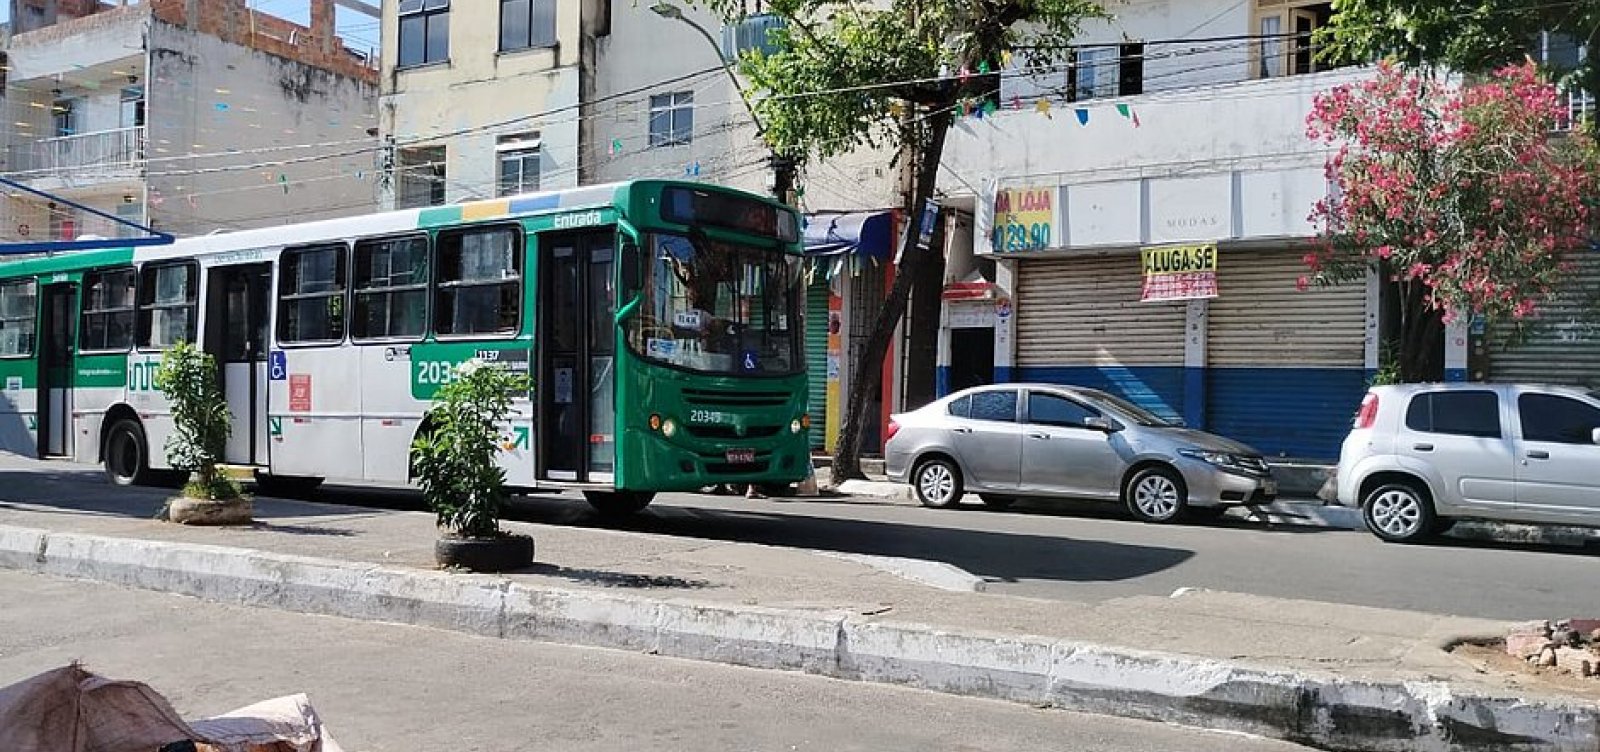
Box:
[805,280,830,450]
[1486,250,1600,388]
[1207,249,1367,460]
[1015,254,1187,421]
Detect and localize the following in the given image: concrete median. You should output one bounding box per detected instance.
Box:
[3,522,1596,752]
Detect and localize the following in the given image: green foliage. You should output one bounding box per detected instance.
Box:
[411,360,530,539]
[698,0,1107,163]
[155,341,238,500]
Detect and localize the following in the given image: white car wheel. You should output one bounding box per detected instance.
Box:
[1126,467,1187,523]
[1362,483,1435,543]
[913,458,963,508]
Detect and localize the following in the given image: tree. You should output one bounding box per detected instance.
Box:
[1321,0,1600,132]
[696,0,1106,482]
[1304,61,1595,381]
[155,341,240,501]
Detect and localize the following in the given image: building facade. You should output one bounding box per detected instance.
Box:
[1,0,380,240]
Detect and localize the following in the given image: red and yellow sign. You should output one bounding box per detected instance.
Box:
[1140,243,1219,302]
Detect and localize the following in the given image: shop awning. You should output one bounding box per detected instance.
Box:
[803,211,893,260]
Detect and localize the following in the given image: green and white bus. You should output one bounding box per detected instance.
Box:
[0,180,811,513]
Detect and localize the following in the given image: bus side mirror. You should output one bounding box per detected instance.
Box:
[620,240,642,296]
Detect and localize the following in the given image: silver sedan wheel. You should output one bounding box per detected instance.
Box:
[1133,474,1182,520]
[916,462,958,507]
[1368,488,1424,538]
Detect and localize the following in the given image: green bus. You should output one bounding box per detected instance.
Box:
[0,180,811,513]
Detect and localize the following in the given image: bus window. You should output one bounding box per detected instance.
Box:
[79,268,136,352]
[353,235,429,341]
[0,279,37,357]
[278,244,349,344]
[435,225,520,336]
[137,262,197,349]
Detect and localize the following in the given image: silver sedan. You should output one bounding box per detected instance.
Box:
[884,384,1278,522]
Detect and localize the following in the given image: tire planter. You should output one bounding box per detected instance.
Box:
[435,534,535,572]
[165,496,254,526]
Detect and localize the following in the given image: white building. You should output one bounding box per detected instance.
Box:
[1,0,380,240]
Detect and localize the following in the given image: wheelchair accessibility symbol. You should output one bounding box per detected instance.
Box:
[741,350,759,372]
[269,351,287,381]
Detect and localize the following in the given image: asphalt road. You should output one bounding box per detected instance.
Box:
[1,452,1596,620]
[0,570,1311,752]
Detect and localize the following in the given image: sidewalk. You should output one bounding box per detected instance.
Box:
[2,470,1597,751]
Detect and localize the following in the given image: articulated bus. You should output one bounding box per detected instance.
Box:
[0,180,811,513]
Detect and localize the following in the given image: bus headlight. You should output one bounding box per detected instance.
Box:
[648,414,663,431]
[790,419,802,434]
[661,419,678,437]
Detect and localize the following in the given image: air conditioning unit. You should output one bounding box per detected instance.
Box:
[721,14,784,59]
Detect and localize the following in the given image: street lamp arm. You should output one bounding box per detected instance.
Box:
[651,2,765,136]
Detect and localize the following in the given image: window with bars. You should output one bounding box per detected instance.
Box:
[1536,31,1595,131]
[137,262,197,349]
[499,0,555,52]
[80,267,136,352]
[353,235,430,340]
[649,92,694,147]
[0,279,37,357]
[278,245,348,344]
[434,226,521,336]
[398,0,450,67]
[496,134,541,196]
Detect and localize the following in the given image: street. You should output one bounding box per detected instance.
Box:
[0,452,1595,621]
[0,570,1311,752]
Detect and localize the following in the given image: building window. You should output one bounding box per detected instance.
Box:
[499,0,555,52]
[0,279,37,357]
[278,244,348,344]
[52,98,78,137]
[434,226,521,336]
[496,134,541,196]
[353,235,430,340]
[137,262,197,349]
[649,92,694,147]
[80,267,137,352]
[398,0,450,67]
[120,87,145,129]
[1255,1,1333,78]
[1070,47,1119,101]
[397,146,446,209]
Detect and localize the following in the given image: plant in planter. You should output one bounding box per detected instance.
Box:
[155,341,250,525]
[412,359,533,572]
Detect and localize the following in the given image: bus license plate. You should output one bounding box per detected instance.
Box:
[726,449,755,464]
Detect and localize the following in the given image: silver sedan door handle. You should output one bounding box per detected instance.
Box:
[1027,432,1049,440]
[952,427,972,434]
[1528,450,1551,460]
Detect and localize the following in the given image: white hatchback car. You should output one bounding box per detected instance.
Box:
[1335,383,1600,542]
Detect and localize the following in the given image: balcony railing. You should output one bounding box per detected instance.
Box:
[6,125,146,180]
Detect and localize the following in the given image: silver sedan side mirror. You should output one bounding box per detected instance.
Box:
[1592,427,1600,446]
[1085,416,1117,432]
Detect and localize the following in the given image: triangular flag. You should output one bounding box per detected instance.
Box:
[983,100,997,116]
[958,65,971,82]
[959,100,971,116]
[1011,95,1023,110]
[1035,99,1052,118]
[1116,103,1131,119]
[1132,111,1141,127]
[610,138,623,154]
[1001,50,1013,67]
[974,105,984,120]
[1075,108,1089,125]
[976,60,990,74]
[278,173,289,193]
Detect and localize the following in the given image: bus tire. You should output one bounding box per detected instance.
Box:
[254,473,324,497]
[104,419,154,487]
[584,490,655,515]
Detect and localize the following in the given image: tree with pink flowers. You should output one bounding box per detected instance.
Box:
[1304,61,1596,382]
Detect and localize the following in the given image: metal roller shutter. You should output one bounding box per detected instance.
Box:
[1015,254,1187,421]
[1206,249,1367,460]
[805,281,830,450]
[1486,251,1600,389]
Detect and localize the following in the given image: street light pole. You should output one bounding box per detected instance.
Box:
[650,1,797,206]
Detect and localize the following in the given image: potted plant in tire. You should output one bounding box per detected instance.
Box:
[412,359,534,572]
[155,341,251,525]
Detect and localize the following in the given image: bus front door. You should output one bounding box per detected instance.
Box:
[37,283,77,458]
[205,264,271,467]
[539,230,616,484]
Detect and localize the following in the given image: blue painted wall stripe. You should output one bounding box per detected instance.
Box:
[1205,367,1366,461]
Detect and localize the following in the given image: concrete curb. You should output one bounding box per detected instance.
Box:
[4,524,1597,750]
[814,551,987,592]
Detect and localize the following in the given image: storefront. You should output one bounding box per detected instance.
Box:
[962,169,1370,461]
[802,210,895,453]
[1479,247,1600,389]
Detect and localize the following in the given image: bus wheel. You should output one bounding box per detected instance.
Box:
[584,491,655,515]
[104,420,153,487]
[254,474,324,497]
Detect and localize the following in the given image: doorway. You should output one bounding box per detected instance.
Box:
[948,327,995,393]
[538,230,616,483]
[204,264,271,466]
[38,283,77,457]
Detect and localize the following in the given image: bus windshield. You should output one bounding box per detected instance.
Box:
[629,231,802,376]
